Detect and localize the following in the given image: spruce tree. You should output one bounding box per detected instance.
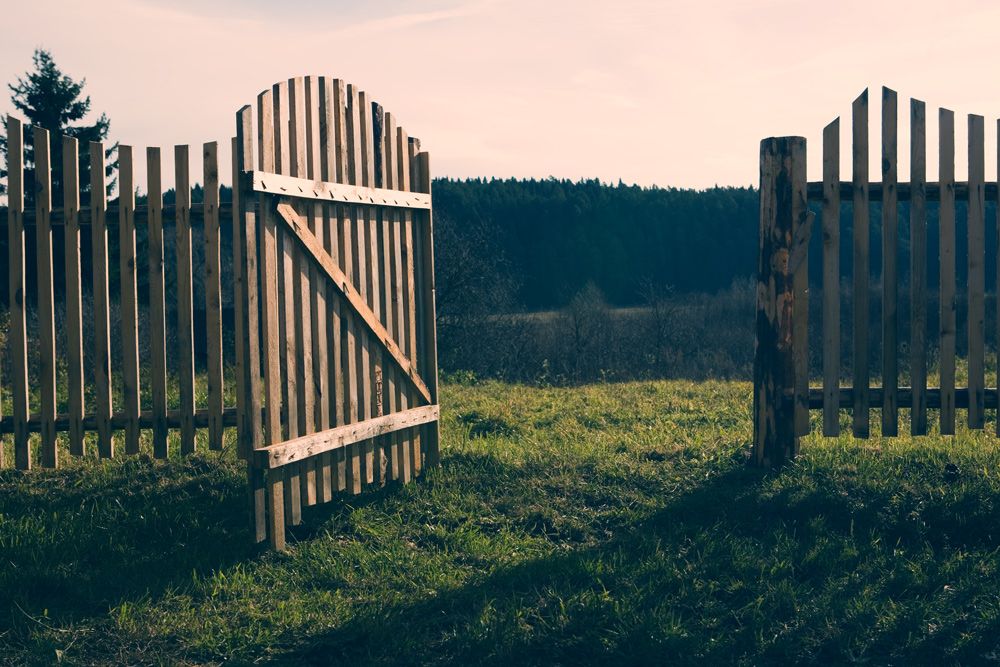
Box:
[1,48,117,206]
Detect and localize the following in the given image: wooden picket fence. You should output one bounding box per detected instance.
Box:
[1,75,440,550]
[2,118,238,467]
[754,86,999,466]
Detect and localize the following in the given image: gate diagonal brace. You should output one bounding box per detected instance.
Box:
[274,201,432,404]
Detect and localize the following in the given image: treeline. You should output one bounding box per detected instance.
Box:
[432,177,759,309]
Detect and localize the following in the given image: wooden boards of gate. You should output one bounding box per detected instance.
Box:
[814,86,998,437]
[242,76,437,550]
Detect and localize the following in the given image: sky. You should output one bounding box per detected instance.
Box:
[5,0,1000,191]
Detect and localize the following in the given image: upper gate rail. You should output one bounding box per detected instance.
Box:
[754,85,1000,467]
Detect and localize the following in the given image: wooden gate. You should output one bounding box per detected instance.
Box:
[754,86,1000,467]
[232,76,439,549]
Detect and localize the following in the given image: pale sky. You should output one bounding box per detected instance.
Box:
[5,0,1000,191]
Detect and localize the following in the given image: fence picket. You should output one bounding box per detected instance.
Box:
[910,100,927,435]
[967,114,985,429]
[343,84,363,494]
[357,90,376,485]
[398,126,422,476]
[852,90,870,438]
[289,77,317,506]
[119,145,141,454]
[383,112,406,482]
[413,146,440,466]
[8,118,29,469]
[939,108,956,434]
[306,76,332,501]
[90,141,113,457]
[822,119,840,436]
[881,88,898,436]
[34,127,57,467]
[204,142,224,450]
[63,136,85,456]
[176,145,196,454]
[147,147,169,458]
[252,92,285,549]
[274,81,303,524]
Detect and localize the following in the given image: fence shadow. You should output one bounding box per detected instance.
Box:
[0,454,254,630]
[263,454,1000,666]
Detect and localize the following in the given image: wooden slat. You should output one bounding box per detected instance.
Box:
[275,80,303,526]
[356,89,375,485]
[34,127,57,467]
[147,148,169,458]
[371,101,390,483]
[881,87,898,436]
[63,136,85,456]
[968,114,985,429]
[243,99,282,549]
[790,131,808,440]
[306,76,332,502]
[939,108,956,434]
[119,145,141,454]
[382,112,403,482]
[399,125,422,477]
[256,405,440,469]
[7,117,29,469]
[247,170,431,209]
[821,119,840,436]
[997,120,1000,437]
[321,77,348,495]
[910,100,928,435]
[232,135,249,461]
[290,76,317,507]
[204,142,224,450]
[90,141,113,457]
[852,90,870,438]
[343,84,363,494]
[412,143,441,467]
[175,145,196,454]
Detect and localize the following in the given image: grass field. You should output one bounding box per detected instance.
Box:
[3,379,1000,665]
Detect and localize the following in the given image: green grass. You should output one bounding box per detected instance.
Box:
[3,379,1000,664]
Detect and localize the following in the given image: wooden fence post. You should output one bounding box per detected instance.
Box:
[753,136,806,468]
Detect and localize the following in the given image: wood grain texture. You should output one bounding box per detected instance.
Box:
[881,88,898,436]
[90,141,113,458]
[147,147,169,458]
[753,137,803,467]
[256,405,439,469]
[118,145,141,454]
[175,145,196,454]
[7,117,29,468]
[967,114,985,429]
[939,108,956,434]
[910,100,927,435]
[204,142,224,450]
[852,90,870,438]
[413,147,441,467]
[63,136,85,456]
[33,127,57,467]
[821,119,840,436]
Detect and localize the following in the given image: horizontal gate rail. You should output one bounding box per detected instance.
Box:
[255,405,439,469]
[248,170,431,209]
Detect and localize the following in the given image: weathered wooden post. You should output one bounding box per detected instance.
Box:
[753,136,807,467]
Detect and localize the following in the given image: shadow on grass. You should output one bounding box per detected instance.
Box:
[266,456,1000,666]
[0,455,254,631]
